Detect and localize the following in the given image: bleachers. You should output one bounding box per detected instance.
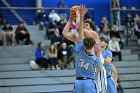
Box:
[0,25,140,93]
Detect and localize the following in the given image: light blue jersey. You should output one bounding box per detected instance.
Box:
[74,40,102,93]
[102,50,117,93]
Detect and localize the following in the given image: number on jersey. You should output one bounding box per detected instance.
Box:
[79,59,89,70]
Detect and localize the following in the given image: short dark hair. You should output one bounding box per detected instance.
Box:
[83,37,96,50]
[37,42,43,49]
[100,37,109,44]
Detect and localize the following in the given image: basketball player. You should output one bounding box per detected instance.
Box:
[99,37,118,93]
[62,5,100,43]
[63,5,103,93]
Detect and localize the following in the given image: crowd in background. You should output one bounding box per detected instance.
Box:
[0,0,140,71]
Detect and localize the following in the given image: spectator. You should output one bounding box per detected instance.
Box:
[108,35,122,61]
[49,9,60,23]
[134,19,140,39]
[58,18,67,35]
[35,42,48,69]
[46,18,57,39]
[50,28,64,47]
[125,13,134,36]
[36,8,49,30]
[15,21,32,45]
[110,25,124,49]
[57,0,67,8]
[2,22,15,46]
[47,44,60,70]
[134,14,139,25]
[67,45,75,69]
[57,0,67,20]
[100,17,111,40]
[57,42,68,69]
[125,13,134,28]
[111,0,119,25]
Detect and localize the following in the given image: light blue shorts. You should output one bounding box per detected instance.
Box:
[106,78,117,93]
[74,79,97,93]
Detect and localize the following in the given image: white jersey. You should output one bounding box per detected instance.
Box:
[95,52,107,93]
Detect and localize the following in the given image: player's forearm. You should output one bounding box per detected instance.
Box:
[78,15,84,40]
[113,68,118,84]
[114,74,118,84]
[76,13,80,31]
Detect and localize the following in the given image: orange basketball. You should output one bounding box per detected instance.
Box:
[70,6,80,19]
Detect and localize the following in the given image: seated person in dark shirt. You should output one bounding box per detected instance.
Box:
[36,8,49,30]
[46,19,57,39]
[50,28,64,47]
[2,22,15,46]
[57,42,68,69]
[110,25,124,49]
[15,21,32,45]
[58,18,67,35]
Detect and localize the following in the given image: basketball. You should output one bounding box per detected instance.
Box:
[70,6,80,19]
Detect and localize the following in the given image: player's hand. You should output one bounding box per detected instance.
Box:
[79,4,87,17]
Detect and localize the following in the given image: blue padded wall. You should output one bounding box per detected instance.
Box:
[42,0,111,26]
[0,0,36,25]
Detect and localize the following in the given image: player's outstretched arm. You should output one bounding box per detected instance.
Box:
[78,4,86,40]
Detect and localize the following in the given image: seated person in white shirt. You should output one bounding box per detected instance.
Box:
[49,9,60,23]
[108,35,122,61]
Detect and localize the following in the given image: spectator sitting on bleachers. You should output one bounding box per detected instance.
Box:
[125,13,134,36]
[49,9,60,23]
[35,42,49,69]
[47,44,60,70]
[15,21,32,45]
[134,19,140,39]
[134,14,139,25]
[108,35,122,61]
[36,8,49,30]
[110,25,124,49]
[46,18,57,39]
[100,17,111,40]
[58,18,67,35]
[2,22,15,46]
[67,44,75,69]
[57,42,68,69]
[50,28,64,47]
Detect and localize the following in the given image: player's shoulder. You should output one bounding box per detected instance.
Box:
[105,49,112,54]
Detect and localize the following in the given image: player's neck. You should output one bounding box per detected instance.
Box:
[85,49,93,53]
